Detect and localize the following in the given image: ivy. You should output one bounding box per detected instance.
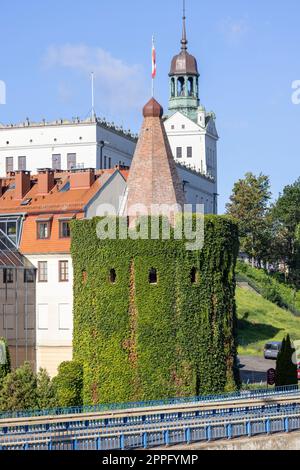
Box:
[71,215,240,404]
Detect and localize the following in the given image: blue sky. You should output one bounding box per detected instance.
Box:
[0,0,299,212]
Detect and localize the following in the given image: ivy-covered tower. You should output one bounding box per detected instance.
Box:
[168,7,200,122]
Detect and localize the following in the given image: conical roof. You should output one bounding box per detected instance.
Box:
[126,98,185,224]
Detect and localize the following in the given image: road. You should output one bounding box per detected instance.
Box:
[239,355,276,384]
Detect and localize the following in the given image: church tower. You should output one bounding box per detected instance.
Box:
[168,2,200,122]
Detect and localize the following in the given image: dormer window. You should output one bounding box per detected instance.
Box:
[59,220,71,238]
[37,221,50,239]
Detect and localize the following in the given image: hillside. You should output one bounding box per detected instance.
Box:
[236,287,300,356]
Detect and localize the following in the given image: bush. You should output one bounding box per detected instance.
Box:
[0,338,11,383]
[263,285,286,308]
[0,362,37,412]
[53,361,83,408]
[36,369,57,410]
[275,335,297,386]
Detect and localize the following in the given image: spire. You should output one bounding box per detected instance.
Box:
[181,0,188,51]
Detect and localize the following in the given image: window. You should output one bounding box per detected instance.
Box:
[52,154,61,171]
[37,222,50,239]
[6,157,13,173]
[67,153,77,170]
[182,125,185,129]
[59,220,71,238]
[58,304,72,330]
[104,156,107,169]
[109,269,116,284]
[187,147,193,159]
[38,261,48,282]
[149,268,157,284]
[171,125,175,130]
[190,267,198,284]
[18,156,26,171]
[3,268,13,284]
[176,147,182,159]
[59,261,69,282]
[24,269,35,283]
[108,157,112,169]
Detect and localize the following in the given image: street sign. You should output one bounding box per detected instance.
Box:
[267,368,276,386]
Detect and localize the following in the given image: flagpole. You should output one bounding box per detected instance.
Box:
[152,35,155,98]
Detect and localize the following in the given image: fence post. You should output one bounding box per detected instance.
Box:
[143,432,148,449]
[247,421,251,437]
[120,434,125,450]
[164,430,170,446]
[284,417,289,433]
[206,425,212,441]
[226,423,232,440]
[185,428,191,445]
[265,419,271,435]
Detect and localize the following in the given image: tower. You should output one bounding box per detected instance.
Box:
[168,2,200,122]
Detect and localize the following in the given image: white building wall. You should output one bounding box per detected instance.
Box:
[27,253,73,377]
[0,121,136,175]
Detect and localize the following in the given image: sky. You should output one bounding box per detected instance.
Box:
[0,0,299,212]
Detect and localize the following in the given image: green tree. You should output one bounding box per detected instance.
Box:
[0,362,38,412]
[226,172,272,267]
[275,335,297,386]
[0,338,11,384]
[53,361,83,408]
[272,178,300,287]
[36,368,57,410]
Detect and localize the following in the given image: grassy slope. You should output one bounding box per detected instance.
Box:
[236,287,300,356]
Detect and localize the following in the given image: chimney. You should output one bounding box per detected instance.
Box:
[15,171,31,200]
[70,169,95,189]
[37,168,55,194]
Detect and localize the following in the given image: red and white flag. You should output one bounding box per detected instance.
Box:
[152,36,156,79]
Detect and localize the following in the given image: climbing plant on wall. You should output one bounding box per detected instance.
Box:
[71,215,239,405]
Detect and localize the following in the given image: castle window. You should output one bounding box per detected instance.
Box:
[187,147,193,159]
[110,269,117,284]
[176,147,182,159]
[177,77,185,96]
[6,157,13,173]
[67,153,77,170]
[3,268,13,284]
[190,267,198,284]
[52,154,61,171]
[24,269,35,283]
[149,268,157,284]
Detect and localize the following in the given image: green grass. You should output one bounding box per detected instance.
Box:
[236,287,300,356]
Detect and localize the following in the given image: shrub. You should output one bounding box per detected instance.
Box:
[53,361,83,408]
[0,362,37,412]
[36,369,57,410]
[275,335,297,386]
[0,338,11,384]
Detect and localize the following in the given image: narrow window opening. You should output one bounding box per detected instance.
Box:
[149,268,157,284]
[110,269,117,284]
[190,267,198,284]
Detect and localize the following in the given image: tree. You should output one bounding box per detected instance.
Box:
[0,362,38,412]
[272,178,300,287]
[275,335,297,386]
[226,172,272,267]
[52,361,83,408]
[36,368,56,410]
[0,338,11,384]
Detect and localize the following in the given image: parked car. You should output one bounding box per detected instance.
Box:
[264,342,282,360]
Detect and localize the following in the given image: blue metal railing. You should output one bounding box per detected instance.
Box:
[0,384,298,422]
[1,408,300,451]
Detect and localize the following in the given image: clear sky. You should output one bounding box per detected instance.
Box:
[0,0,299,212]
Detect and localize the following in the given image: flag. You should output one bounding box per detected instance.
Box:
[152,36,156,79]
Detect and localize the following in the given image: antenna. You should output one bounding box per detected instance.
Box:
[91,72,96,120]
